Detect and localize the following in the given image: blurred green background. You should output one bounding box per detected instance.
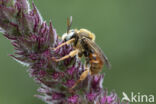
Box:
[0,0,156,104]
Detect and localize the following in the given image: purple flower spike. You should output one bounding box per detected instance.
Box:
[67,66,76,75]
[52,92,65,100]
[91,75,104,91]
[0,0,129,104]
[86,93,97,102]
[64,80,75,88]
[68,95,79,104]
[52,72,60,79]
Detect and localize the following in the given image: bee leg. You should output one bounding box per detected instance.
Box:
[52,38,75,51]
[71,68,90,89]
[52,49,79,62]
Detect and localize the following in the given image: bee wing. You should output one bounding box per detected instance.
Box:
[83,38,111,69]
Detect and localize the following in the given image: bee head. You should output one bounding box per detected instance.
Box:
[62,30,75,41]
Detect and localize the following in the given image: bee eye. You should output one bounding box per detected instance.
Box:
[64,38,67,42]
[71,33,76,38]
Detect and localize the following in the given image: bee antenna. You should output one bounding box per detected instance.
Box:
[67,16,72,34]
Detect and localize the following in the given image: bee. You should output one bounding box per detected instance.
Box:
[52,17,111,89]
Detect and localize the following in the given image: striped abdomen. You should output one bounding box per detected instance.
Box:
[89,53,104,75]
